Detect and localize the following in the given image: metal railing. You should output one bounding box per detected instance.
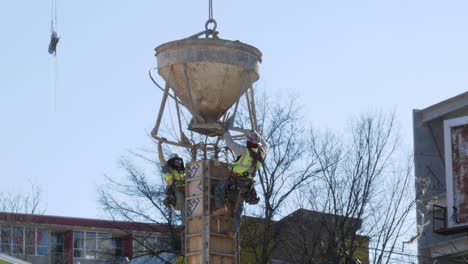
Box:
[433,204,447,232]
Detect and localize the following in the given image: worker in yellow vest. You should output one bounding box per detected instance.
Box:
[172,256,184,264]
[213,129,268,236]
[158,140,186,226]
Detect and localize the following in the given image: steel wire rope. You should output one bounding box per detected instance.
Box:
[51,0,57,31]
[53,52,58,111]
[208,0,213,20]
[50,0,58,110]
[149,68,182,104]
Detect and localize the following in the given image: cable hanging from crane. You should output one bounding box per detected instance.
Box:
[48,0,59,55]
[187,0,218,39]
[209,0,213,20]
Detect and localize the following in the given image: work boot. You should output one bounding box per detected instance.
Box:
[213,207,228,216]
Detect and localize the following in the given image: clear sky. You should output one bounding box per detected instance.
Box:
[0,1,467,220]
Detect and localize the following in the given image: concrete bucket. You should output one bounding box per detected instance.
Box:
[154,38,262,135]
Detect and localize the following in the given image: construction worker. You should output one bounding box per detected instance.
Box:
[213,129,268,236]
[158,140,186,226]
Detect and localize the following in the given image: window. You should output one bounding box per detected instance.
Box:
[156,236,171,251]
[97,233,110,260]
[132,235,167,256]
[146,237,156,252]
[74,232,111,260]
[36,229,49,256]
[25,228,35,255]
[0,227,49,256]
[12,228,24,254]
[0,227,12,254]
[85,232,97,259]
[51,231,64,256]
[51,232,64,264]
[133,236,145,256]
[73,231,84,258]
[112,237,124,259]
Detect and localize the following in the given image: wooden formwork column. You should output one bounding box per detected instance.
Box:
[185,160,238,264]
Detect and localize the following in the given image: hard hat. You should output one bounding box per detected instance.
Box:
[167,153,185,170]
[169,153,180,160]
[247,131,261,145]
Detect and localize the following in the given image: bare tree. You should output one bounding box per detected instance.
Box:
[239,94,325,264]
[99,91,415,264]
[0,184,52,263]
[98,155,184,264]
[0,184,43,216]
[97,93,238,263]
[276,112,415,264]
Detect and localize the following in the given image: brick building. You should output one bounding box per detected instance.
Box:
[0,213,173,264]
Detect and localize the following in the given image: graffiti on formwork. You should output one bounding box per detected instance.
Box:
[197,179,203,193]
[187,163,201,179]
[187,198,201,217]
[451,124,468,223]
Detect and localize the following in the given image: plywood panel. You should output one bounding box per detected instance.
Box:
[187,236,202,253]
[187,162,205,219]
[211,236,235,253]
[185,160,238,264]
[187,255,202,264]
[210,161,231,179]
[210,217,233,233]
[187,217,202,234]
[187,197,203,218]
[187,162,203,179]
[210,255,236,264]
[187,178,203,197]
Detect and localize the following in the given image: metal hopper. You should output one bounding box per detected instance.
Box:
[150,37,262,146]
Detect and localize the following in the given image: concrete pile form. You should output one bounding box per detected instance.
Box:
[184,160,239,264]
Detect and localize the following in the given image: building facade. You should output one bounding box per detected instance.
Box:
[413,92,468,263]
[1,209,369,264]
[0,213,172,264]
[240,209,369,264]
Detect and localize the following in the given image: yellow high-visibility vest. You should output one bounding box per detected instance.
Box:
[232,148,260,179]
[164,168,186,186]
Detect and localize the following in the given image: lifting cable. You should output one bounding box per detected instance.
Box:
[48,0,59,111]
[208,0,213,20]
[188,0,217,39]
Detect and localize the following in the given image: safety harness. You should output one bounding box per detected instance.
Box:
[163,158,186,209]
[232,146,264,178]
[226,146,264,205]
[163,178,185,210]
[163,183,177,208]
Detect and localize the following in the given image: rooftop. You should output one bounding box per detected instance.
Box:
[417,92,468,122]
[0,212,169,233]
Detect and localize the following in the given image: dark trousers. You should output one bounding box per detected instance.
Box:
[214,178,244,231]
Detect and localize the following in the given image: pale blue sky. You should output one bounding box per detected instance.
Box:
[0,1,466,219]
